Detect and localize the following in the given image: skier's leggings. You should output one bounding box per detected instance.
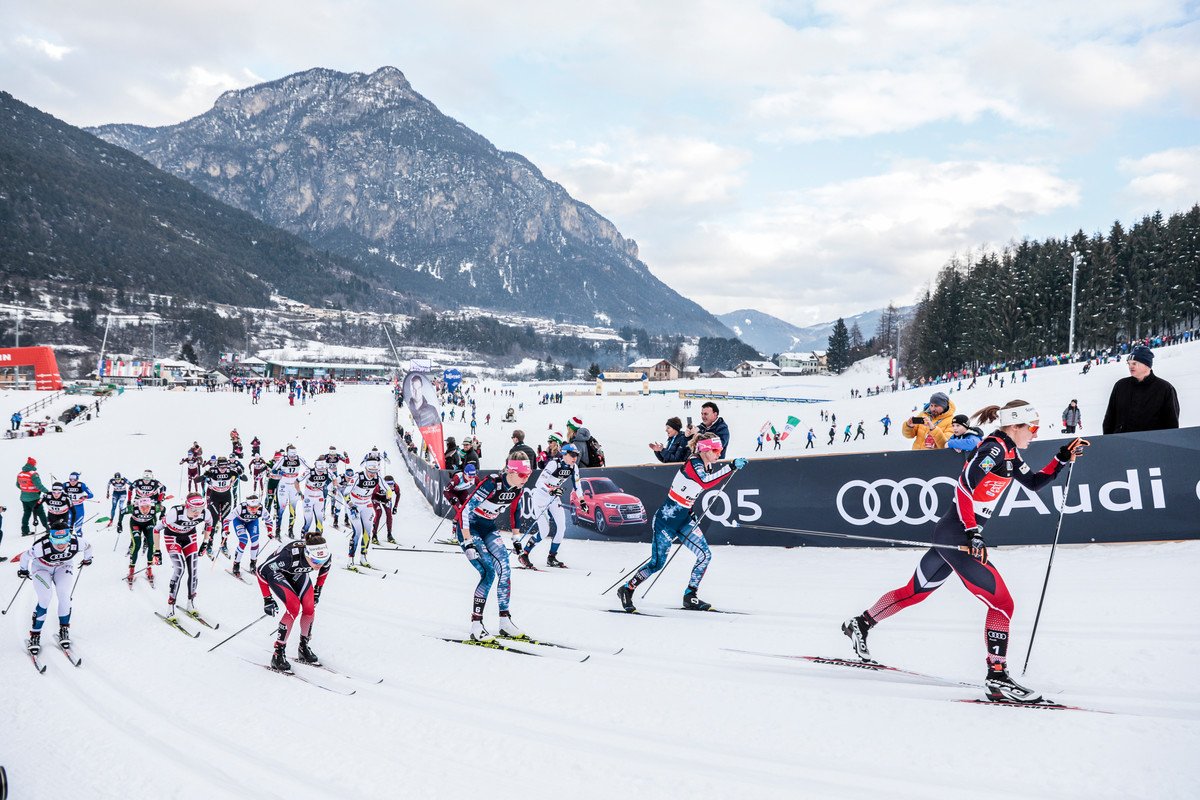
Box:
[864,514,1015,662]
[627,505,711,591]
[30,564,74,630]
[207,492,232,541]
[347,503,375,557]
[260,576,315,643]
[523,495,565,554]
[69,504,85,535]
[233,519,260,563]
[165,536,199,604]
[372,502,393,537]
[468,528,511,613]
[110,495,126,524]
[129,520,155,566]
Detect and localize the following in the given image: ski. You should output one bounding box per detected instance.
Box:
[371,545,457,555]
[958,698,1109,714]
[723,650,984,689]
[433,636,544,657]
[294,659,385,685]
[58,642,83,667]
[344,565,387,579]
[359,562,398,575]
[241,658,357,695]
[28,648,47,674]
[154,611,201,638]
[678,607,748,615]
[184,608,220,630]
[434,537,459,547]
[225,568,249,584]
[603,609,664,618]
[497,633,622,656]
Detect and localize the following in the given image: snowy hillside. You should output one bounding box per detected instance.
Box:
[2,349,1198,798]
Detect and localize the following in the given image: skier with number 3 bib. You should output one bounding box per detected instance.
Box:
[842,400,1088,703]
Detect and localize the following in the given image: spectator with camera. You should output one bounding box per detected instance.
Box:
[686,402,730,458]
[901,391,956,450]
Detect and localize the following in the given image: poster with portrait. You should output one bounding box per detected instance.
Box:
[402,370,445,468]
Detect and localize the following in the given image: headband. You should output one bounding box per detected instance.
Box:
[506,459,532,476]
[997,404,1040,427]
[695,438,722,453]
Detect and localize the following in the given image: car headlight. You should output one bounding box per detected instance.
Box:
[603,503,620,509]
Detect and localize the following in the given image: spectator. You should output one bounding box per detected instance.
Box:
[649,417,689,463]
[10,411,21,431]
[827,424,835,445]
[854,421,866,441]
[687,402,729,458]
[509,429,537,463]
[805,428,815,449]
[444,437,463,471]
[946,414,983,459]
[880,414,891,435]
[901,391,956,450]
[1102,346,1180,434]
[567,417,602,467]
[17,457,50,536]
[1061,400,1082,434]
[773,432,782,451]
[460,439,480,468]
[756,433,764,452]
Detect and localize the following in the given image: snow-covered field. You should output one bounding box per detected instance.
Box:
[2,346,1198,799]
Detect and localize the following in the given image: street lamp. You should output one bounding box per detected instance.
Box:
[1068,251,1083,357]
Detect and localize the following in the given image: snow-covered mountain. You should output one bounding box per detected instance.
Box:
[719,306,908,356]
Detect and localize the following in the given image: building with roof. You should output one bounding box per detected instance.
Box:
[777,351,829,375]
[734,360,781,377]
[262,358,394,381]
[627,358,681,381]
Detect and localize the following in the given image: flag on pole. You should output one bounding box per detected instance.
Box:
[779,415,800,441]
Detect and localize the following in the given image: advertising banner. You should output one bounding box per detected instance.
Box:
[442,368,463,393]
[405,427,1200,547]
[401,371,446,469]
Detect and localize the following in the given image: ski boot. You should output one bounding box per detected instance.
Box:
[270,642,292,672]
[248,559,257,574]
[219,539,230,557]
[371,535,380,546]
[682,588,712,612]
[517,551,535,570]
[126,565,136,584]
[469,618,493,642]
[617,585,637,613]
[166,596,177,620]
[511,539,524,557]
[841,615,873,662]
[231,561,241,577]
[498,612,527,640]
[27,631,41,655]
[546,553,567,568]
[387,536,396,545]
[985,662,1043,703]
[145,565,154,583]
[57,625,71,651]
[357,555,372,569]
[297,636,320,665]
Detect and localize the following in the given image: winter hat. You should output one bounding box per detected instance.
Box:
[929,391,950,409]
[952,414,969,426]
[27,457,37,467]
[1129,345,1154,367]
[567,416,583,430]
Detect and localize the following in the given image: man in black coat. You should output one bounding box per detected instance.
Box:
[508,430,538,464]
[687,402,730,458]
[1102,345,1180,434]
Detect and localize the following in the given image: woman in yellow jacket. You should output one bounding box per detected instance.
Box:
[901,391,956,449]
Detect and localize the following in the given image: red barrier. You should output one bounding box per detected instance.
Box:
[0,346,65,390]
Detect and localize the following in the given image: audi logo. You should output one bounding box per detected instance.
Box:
[836,477,958,526]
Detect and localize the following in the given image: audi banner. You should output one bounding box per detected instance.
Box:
[404,426,1200,547]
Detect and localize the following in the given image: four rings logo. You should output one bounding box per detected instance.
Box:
[836,477,958,526]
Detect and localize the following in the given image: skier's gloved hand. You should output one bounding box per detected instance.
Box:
[17,568,30,579]
[313,586,322,605]
[549,486,563,497]
[263,596,278,616]
[579,500,589,514]
[462,540,480,560]
[732,458,748,470]
[153,552,162,566]
[80,558,93,567]
[1056,438,1090,463]
[966,527,987,565]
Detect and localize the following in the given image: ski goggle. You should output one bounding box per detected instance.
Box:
[49,529,72,549]
[306,544,331,566]
[695,438,723,453]
[1027,424,1040,435]
[506,460,532,477]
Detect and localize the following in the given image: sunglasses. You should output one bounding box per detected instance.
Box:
[1026,424,1040,434]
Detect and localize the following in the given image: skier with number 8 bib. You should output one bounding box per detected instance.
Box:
[616,433,746,613]
[842,400,1088,703]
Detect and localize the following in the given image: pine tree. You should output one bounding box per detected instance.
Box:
[827,318,851,373]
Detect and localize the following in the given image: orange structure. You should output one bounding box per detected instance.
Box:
[0,346,65,390]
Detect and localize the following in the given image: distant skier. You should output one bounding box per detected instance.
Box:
[125,495,160,586]
[106,472,131,530]
[20,523,93,657]
[230,495,270,578]
[258,531,332,672]
[616,434,745,613]
[515,443,581,569]
[181,451,203,493]
[842,400,1088,703]
[371,474,401,545]
[63,472,93,536]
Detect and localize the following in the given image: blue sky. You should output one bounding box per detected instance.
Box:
[3,1,1199,326]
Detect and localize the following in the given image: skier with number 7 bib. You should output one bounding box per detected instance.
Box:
[617,433,746,613]
[842,400,1088,703]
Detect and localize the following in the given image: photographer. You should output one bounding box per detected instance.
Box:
[686,402,729,458]
[648,417,689,463]
[900,391,955,450]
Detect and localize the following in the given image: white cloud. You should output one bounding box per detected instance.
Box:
[15,35,73,60]
[651,160,1080,323]
[1119,146,1200,217]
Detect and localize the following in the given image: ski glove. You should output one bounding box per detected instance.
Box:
[80,559,93,567]
[966,527,987,565]
[263,596,278,616]
[732,458,748,470]
[462,541,480,560]
[549,486,563,497]
[313,586,322,605]
[579,500,589,514]
[153,552,162,566]
[17,568,30,579]
[1056,437,1090,463]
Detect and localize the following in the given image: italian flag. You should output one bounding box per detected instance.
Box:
[779,415,800,441]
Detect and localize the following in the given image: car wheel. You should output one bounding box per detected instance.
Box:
[595,513,608,534]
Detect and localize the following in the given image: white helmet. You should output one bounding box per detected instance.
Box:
[143,469,154,480]
[314,461,328,472]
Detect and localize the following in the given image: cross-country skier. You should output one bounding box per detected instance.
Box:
[515,443,581,568]
[250,436,261,456]
[264,450,284,516]
[273,445,308,537]
[200,455,244,556]
[461,452,532,641]
[299,461,334,536]
[63,472,93,536]
[442,464,478,543]
[258,531,331,672]
[42,483,72,533]
[617,434,746,613]
[125,495,160,586]
[371,474,401,545]
[360,446,387,471]
[230,494,270,578]
[345,462,382,566]
[128,470,166,507]
[157,493,214,620]
[180,451,204,492]
[248,454,270,492]
[106,472,131,531]
[842,400,1089,703]
[19,523,93,656]
[332,468,355,529]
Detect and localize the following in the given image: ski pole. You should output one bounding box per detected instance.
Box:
[601,556,650,596]
[639,543,681,599]
[70,564,86,601]
[120,566,150,581]
[207,613,269,653]
[1,577,27,615]
[731,522,970,552]
[1023,460,1075,676]
[426,512,450,543]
